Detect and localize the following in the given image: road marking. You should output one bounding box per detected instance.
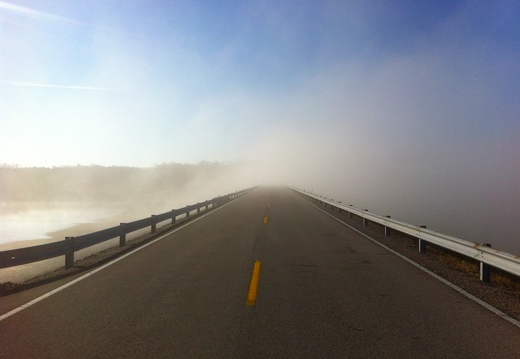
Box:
[263,216,268,224]
[246,260,262,306]
[0,197,244,322]
[309,201,520,329]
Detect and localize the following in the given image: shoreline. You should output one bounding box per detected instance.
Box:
[0,196,187,252]
[0,211,198,292]
[0,220,119,251]
[0,220,122,284]
[0,204,190,284]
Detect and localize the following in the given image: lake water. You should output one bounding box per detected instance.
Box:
[0,200,186,283]
[0,191,219,283]
[1,193,518,284]
[0,202,123,246]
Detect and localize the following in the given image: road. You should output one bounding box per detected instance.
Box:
[1,187,520,358]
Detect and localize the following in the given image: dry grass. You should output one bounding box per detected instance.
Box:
[491,270,520,294]
[437,251,479,274]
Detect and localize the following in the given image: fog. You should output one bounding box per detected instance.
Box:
[1,1,519,282]
[0,162,257,215]
[243,63,519,254]
[249,126,519,256]
[1,151,519,259]
[0,163,261,283]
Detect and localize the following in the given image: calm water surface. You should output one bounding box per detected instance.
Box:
[0,202,122,246]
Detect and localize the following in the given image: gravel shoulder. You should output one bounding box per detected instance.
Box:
[311,198,520,323]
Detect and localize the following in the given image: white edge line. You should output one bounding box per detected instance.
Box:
[0,197,243,322]
[310,201,520,329]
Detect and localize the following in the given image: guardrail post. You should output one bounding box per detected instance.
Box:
[65,237,75,269]
[418,239,427,253]
[480,243,492,282]
[186,206,190,217]
[384,216,392,236]
[363,210,369,226]
[348,205,353,219]
[171,210,176,224]
[151,215,157,233]
[120,223,127,247]
[197,203,201,214]
[418,226,427,253]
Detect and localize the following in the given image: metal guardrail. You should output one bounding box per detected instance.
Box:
[292,187,520,283]
[0,188,254,269]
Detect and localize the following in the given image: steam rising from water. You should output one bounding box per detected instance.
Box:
[1,1,519,282]
[0,157,519,284]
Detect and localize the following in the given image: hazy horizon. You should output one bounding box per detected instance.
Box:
[0,162,518,257]
[1,2,519,255]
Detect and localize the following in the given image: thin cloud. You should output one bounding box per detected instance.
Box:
[0,1,84,25]
[7,81,131,92]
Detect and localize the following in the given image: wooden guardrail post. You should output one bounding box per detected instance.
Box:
[171,210,177,224]
[384,216,392,236]
[186,206,190,218]
[197,203,201,214]
[65,237,75,268]
[480,243,492,282]
[120,223,127,247]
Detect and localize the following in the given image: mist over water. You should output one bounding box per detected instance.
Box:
[0,163,257,247]
[0,163,262,282]
[1,160,518,257]
[0,157,519,285]
[0,201,119,245]
[270,138,519,256]
[1,2,519,286]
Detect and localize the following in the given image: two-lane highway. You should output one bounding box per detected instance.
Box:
[1,187,520,358]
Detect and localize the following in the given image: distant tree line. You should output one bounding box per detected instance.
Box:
[0,162,236,202]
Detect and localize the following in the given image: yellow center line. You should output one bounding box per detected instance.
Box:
[263,216,268,224]
[246,260,262,306]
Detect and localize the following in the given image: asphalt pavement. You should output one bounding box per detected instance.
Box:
[1,187,520,358]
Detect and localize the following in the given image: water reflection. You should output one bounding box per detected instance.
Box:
[0,202,121,246]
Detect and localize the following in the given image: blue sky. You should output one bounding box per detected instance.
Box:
[1,1,518,167]
[1,1,520,249]
[1,0,517,167]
